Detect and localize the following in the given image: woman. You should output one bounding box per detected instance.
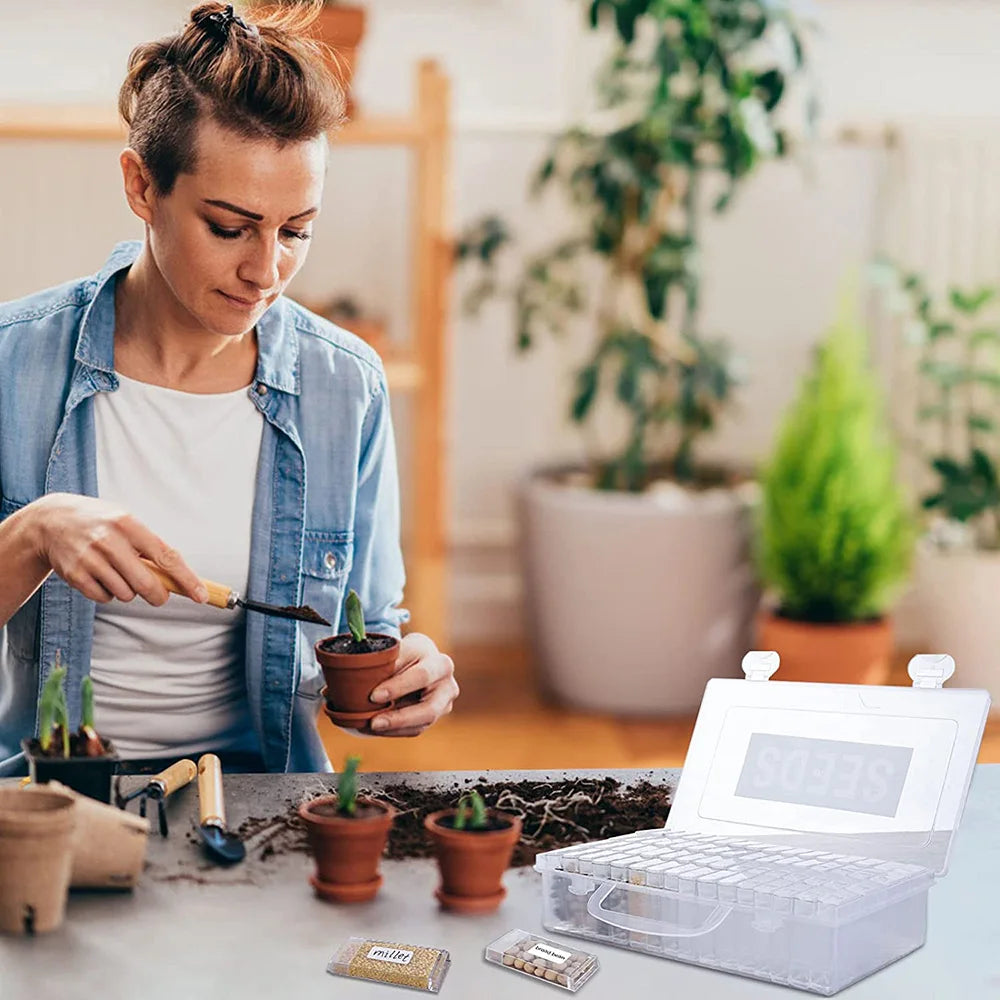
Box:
[0,2,458,774]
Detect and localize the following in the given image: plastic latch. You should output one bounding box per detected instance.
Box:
[907,653,955,689]
[742,650,780,682]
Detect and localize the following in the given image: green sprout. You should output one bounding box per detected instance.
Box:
[337,754,361,816]
[345,589,366,644]
[453,790,488,831]
[38,656,66,755]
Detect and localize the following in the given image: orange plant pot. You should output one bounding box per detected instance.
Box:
[298,795,395,903]
[424,809,521,914]
[756,610,894,685]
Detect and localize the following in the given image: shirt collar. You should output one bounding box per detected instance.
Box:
[74,240,300,396]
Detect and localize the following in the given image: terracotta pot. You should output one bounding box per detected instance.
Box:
[0,787,76,935]
[298,795,395,903]
[314,5,367,115]
[424,809,522,914]
[315,633,399,715]
[756,610,894,685]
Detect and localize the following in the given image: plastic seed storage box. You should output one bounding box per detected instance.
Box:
[535,652,991,996]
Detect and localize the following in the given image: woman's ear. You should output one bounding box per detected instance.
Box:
[120,148,157,226]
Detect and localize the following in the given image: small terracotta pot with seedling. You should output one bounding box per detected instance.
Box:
[424,790,522,914]
[315,589,400,730]
[21,653,119,803]
[297,755,396,904]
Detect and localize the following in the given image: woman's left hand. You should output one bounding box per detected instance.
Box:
[367,632,459,737]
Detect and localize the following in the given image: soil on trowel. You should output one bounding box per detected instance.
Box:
[236,776,672,868]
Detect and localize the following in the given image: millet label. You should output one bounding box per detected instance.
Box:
[367,946,414,966]
[528,943,571,965]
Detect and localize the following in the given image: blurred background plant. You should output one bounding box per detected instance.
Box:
[758,294,914,624]
[457,0,816,491]
[871,260,1000,550]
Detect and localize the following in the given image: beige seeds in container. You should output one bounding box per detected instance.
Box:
[485,929,599,992]
[328,938,451,993]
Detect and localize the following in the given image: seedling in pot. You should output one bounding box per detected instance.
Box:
[315,590,401,725]
[23,651,120,803]
[35,653,113,760]
[424,790,523,913]
[297,755,397,903]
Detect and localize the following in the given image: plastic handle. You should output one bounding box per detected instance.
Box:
[139,557,233,609]
[585,881,733,938]
[153,758,197,797]
[197,753,226,827]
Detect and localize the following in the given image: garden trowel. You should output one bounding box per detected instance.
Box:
[139,557,330,626]
[196,753,245,865]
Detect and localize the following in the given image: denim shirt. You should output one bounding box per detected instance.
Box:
[0,241,409,774]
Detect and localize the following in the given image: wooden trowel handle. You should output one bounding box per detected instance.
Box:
[139,557,233,610]
[153,759,197,797]
[198,753,226,827]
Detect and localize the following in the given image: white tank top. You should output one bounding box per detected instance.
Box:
[89,372,264,759]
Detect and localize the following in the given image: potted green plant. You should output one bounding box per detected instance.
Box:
[315,589,400,729]
[756,298,914,683]
[21,654,120,803]
[871,261,1000,699]
[298,754,396,903]
[455,1,814,712]
[424,790,522,914]
[0,785,77,935]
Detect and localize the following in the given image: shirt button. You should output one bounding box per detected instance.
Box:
[256,383,268,395]
[324,552,337,570]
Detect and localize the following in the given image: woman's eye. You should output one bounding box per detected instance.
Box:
[208,222,243,240]
[281,229,312,242]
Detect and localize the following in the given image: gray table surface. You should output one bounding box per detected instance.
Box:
[1,766,997,1000]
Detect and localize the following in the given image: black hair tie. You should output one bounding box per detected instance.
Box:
[196,4,258,42]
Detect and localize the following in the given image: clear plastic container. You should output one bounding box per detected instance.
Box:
[534,653,991,996]
[536,830,932,995]
[485,929,599,992]
[327,937,450,992]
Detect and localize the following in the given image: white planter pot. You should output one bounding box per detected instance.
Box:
[909,544,1000,703]
[518,471,760,714]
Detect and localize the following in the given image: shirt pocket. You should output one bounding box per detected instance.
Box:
[297,529,355,700]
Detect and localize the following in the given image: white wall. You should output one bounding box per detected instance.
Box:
[2,1,1000,642]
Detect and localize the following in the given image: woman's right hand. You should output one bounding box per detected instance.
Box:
[27,493,208,606]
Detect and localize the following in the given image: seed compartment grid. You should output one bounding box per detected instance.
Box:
[537,830,930,925]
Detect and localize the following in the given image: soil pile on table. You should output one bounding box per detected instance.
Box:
[236,776,672,867]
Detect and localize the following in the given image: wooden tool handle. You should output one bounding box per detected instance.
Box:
[153,759,197,797]
[139,557,232,609]
[197,754,225,827]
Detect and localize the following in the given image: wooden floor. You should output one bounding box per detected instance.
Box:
[320,643,1000,773]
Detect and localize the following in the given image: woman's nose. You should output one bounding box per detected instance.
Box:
[238,235,281,291]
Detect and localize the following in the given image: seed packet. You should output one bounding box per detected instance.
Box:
[328,938,450,993]
[485,929,599,991]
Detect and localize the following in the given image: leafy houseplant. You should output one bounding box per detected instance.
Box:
[315,589,400,729]
[869,261,1000,699]
[21,654,120,803]
[756,301,914,683]
[424,790,522,913]
[297,754,397,903]
[871,261,1000,548]
[455,1,814,715]
[459,0,813,491]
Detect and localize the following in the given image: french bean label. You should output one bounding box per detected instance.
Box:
[528,943,571,965]
[367,946,414,965]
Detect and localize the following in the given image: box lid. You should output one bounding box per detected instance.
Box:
[666,653,991,876]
